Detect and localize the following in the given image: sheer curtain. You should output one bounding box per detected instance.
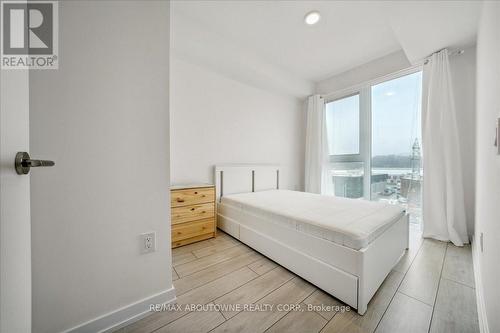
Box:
[422,49,469,246]
[304,95,331,194]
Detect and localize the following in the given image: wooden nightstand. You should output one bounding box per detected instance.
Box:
[170,184,216,248]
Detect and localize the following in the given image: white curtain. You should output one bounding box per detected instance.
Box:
[304,95,331,194]
[422,49,469,246]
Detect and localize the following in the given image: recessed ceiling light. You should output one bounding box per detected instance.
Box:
[304,11,320,25]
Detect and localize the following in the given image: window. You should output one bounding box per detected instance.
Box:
[325,94,365,199]
[326,94,360,156]
[371,71,422,225]
[324,69,423,226]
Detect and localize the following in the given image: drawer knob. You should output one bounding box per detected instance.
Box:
[191,208,195,211]
[194,191,198,194]
[176,198,185,203]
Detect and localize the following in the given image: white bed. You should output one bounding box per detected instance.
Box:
[215,164,409,315]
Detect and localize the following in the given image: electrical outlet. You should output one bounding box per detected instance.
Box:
[141,232,156,254]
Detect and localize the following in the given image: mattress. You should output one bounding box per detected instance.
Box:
[219,190,405,250]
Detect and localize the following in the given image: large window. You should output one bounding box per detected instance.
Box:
[371,71,422,225]
[325,70,423,225]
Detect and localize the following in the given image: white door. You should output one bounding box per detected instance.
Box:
[1,1,171,332]
[0,71,32,331]
[31,2,171,332]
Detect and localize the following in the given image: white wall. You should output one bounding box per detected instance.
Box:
[474,2,500,332]
[29,2,172,332]
[315,50,411,95]
[170,56,305,191]
[449,46,476,235]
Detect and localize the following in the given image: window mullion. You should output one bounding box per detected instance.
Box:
[360,86,372,200]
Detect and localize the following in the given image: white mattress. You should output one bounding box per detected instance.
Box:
[220,190,405,250]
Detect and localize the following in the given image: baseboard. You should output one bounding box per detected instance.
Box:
[63,286,176,333]
[471,235,489,333]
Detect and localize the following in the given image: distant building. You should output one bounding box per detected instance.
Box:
[332,173,388,198]
[333,174,363,198]
[401,176,421,198]
[402,138,423,199]
[411,138,421,179]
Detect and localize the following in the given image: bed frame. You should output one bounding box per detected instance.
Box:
[214,164,409,315]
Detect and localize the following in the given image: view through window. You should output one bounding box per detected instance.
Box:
[325,71,423,227]
[371,71,422,226]
[326,94,364,198]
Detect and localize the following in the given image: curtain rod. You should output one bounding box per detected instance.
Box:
[423,48,465,65]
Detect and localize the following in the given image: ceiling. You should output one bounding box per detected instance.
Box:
[172,0,482,85]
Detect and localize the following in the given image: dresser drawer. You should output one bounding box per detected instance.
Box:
[171,202,215,225]
[171,187,214,207]
[171,218,215,243]
[172,233,214,248]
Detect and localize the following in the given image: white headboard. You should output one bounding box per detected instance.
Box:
[214,164,280,202]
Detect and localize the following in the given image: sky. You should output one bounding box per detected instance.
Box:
[326,71,422,157]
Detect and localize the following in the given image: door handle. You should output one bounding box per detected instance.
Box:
[15,152,55,175]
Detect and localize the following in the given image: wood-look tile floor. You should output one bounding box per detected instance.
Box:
[118,226,479,333]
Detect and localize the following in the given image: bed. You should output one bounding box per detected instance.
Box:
[215,164,409,315]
